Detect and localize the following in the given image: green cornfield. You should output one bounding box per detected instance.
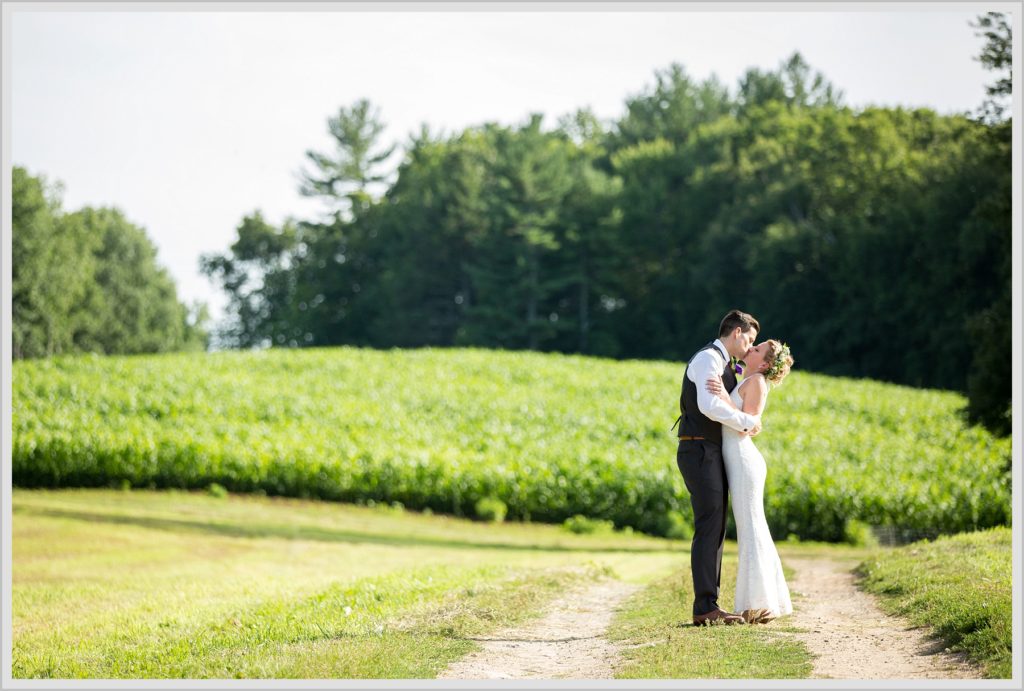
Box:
[12,347,1010,541]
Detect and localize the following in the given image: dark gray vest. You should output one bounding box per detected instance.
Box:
[674,342,737,446]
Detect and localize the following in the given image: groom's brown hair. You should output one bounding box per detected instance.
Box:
[719,309,760,337]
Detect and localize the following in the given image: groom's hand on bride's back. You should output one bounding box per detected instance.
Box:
[747,422,762,437]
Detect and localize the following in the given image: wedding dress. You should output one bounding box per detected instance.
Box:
[722,377,793,618]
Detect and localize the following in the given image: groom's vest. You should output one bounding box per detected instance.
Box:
[674,342,737,446]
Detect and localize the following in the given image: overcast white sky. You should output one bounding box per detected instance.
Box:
[10,8,1002,323]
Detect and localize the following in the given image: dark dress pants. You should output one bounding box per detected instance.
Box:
[676,439,729,617]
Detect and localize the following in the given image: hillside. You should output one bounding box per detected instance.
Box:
[13,347,1010,540]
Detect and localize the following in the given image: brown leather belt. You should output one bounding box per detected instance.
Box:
[678,435,705,441]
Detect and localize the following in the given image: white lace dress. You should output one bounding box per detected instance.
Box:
[722,378,793,617]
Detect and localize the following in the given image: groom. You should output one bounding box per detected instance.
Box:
[672,309,763,626]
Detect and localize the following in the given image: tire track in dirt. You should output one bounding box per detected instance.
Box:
[783,556,982,680]
[437,577,641,680]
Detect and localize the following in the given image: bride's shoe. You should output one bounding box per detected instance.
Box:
[740,608,774,624]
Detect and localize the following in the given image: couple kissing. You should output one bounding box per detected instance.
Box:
[672,309,795,626]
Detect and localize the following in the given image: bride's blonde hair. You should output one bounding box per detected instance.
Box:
[762,340,793,386]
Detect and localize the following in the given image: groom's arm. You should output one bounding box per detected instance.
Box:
[687,351,760,434]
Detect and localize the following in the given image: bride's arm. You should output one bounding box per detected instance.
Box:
[741,374,768,417]
[706,374,768,417]
[705,376,737,408]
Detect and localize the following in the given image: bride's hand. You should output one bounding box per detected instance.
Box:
[705,376,729,401]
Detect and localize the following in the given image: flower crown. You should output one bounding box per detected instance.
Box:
[764,342,791,381]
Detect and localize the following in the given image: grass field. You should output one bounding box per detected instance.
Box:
[12,488,687,679]
[609,568,813,679]
[856,527,1013,679]
[11,346,1011,679]
[13,346,1011,541]
[608,540,876,679]
[13,489,1006,680]
[13,488,837,680]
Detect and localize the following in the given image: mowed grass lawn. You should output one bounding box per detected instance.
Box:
[13,488,691,679]
[14,489,1003,680]
[13,488,848,680]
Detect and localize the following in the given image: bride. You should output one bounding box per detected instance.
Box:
[706,340,795,624]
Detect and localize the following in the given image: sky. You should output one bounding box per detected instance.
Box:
[10,8,1002,325]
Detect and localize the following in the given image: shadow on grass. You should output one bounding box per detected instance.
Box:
[14,505,679,555]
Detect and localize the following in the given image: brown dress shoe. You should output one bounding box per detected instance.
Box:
[692,609,745,626]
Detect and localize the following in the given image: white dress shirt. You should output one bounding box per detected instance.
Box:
[685,338,761,434]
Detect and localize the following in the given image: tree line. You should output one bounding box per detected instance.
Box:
[203,27,1011,434]
[11,167,208,358]
[11,15,1011,435]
